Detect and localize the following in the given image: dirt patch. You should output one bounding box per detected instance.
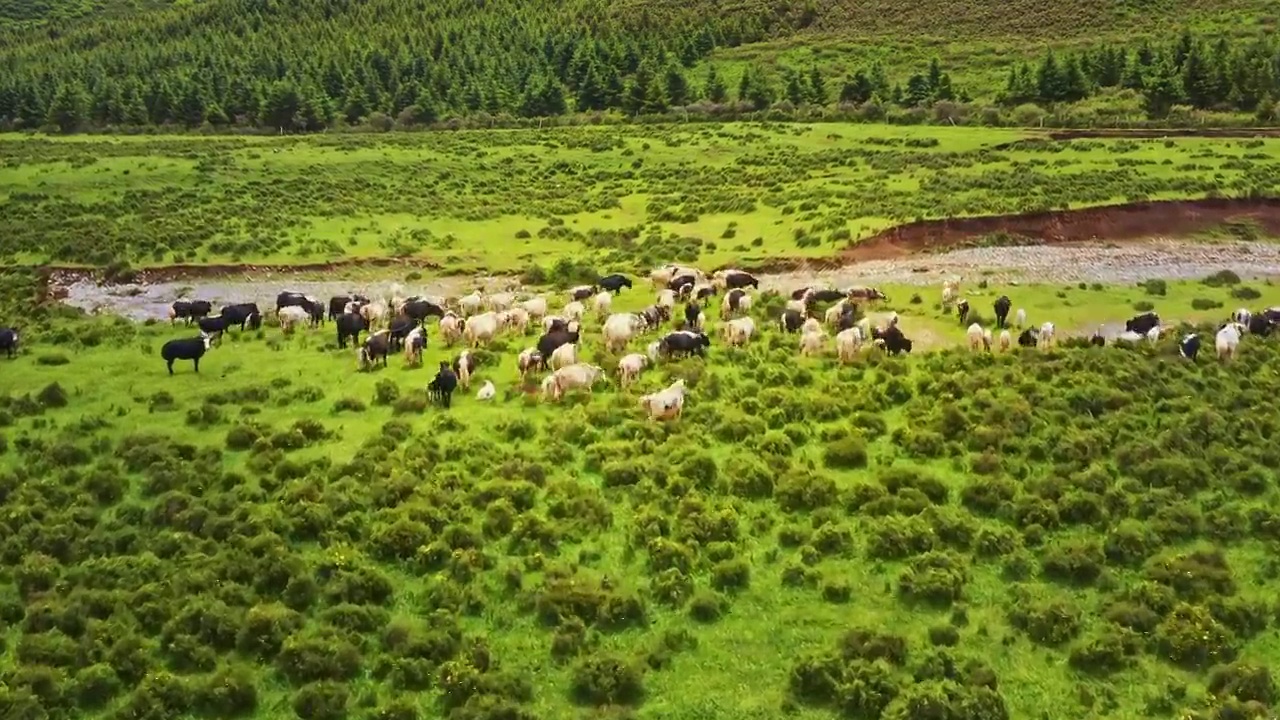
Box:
[825,197,1280,264]
[47,257,449,287]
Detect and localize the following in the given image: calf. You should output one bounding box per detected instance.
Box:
[336,312,368,349]
[0,328,18,359]
[169,300,212,325]
[992,296,1011,329]
[598,274,633,294]
[161,336,211,375]
[358,330,391,370]
[427,362,459,408]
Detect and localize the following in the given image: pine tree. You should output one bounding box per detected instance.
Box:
[121,84,149,126]
[46,83,89,133]
[705,65,727,103]
[1036,52,1064,103]
[575,62,608,112]
[664,65,689,107]
[839,71,874,104]
[1144,56,1185,117]
[785,69,808,105]
[263,79,303,130]
[807,65,827,104]
[177,81,207,127]
[904,74,931,106]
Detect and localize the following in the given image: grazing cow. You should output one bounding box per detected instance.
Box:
[592,291,613,320]
[780,309,805,333]
[197,315,230,341]
[549,343,579,371]
[1232,308,1252,328]
[476,380,496,401]
[427,362,458,408]
[836,327,862,363]
[942,280,960,310]
[458,292,484,316]
[790,287,815,301]
[956,299,970,325]
[1017,328,1039,348]
[403,299,446,323]
[278,306,311,332]
[453,350,479,389]
[358,330,392,370]
[1249,313,1274,336]
[1180,333,1201,361]
[659,330,710,359]
[801,317,822,336]
[329,294,370,321]
[646,341,662,363]
[486,292,516,312]
[809,289,847,305]
[683,302,704,332]
[499,307,531,335]
[336,312,368,349]
[562,301,586,323]
[1125,312,1160,336]
[617,353,649,389]
[1014,308,1027,328]
[404,326,426,365]
[463,312,500,348]
[967,323,985,351]
[799,329,826,356]
[545,363,606,401]
[845,286,888,302]
[603,313,645,353]
[568,285,597,302]
[388,315,417,352]
[1038,322,1056,349]
[694,284,717,306]
[439,313,463,346]
[520,296,548,320]
[1146,325,1162,345]
[277,292,324,326]
[161,336,212,375]
[598,274,633,294]
[998,330,1012,352]
[517,348,543,380]
[640,378,687,421]
[0,328,18,359]
[723,317,756,347]
[721,289,752,319]
[873,325,913,355]
[359,302,389,329]
[537,329,581,368]
[723,271,760,290]
[169,300,212,325]
[992,296,1012,329]
[668,274,697,293]
[1217,323,1243,361]
[639,305,671,330]
[221,303,262,331]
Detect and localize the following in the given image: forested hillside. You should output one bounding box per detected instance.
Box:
[0,0,1276,132]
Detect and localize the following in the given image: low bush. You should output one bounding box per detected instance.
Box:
[570,654,644,706]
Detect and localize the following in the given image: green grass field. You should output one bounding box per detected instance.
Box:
[2,268,1280,720]
[3,124,1280,272]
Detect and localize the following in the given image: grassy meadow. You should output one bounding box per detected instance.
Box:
[3,124,1280,272]
[2,267,1280,720]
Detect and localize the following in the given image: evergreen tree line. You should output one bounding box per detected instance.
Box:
[1003,31,1280,117]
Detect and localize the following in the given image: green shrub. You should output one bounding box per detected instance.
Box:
[898,552,968,606]
[1191,297,1224,310]
[823,435,868,469]
[1140,279,1167,296]
[291,681,349,720]
[570,654,644,706]
[1202,270,1241,287]
[332,397,366,413]
[36,353,69,366]
[1231,286,1261,301]
[1155,603,1237,669]
[373,379,400,405]
[710,559,750,592]
[37,382,68,408]
[688,590,726,622]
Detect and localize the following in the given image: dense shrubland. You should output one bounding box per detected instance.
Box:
[2,268,1280,718]
[3,125,1278,267]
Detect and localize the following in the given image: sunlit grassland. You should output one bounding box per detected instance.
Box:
[3,123,1280,271]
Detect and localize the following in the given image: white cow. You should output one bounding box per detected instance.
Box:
[439,313,463,346]
[836,327,862,363]
[592,291,613,320]
[967,323,985,351]
[1232,308,1252,329]
[486,293,515,312]
[998,330,1011,352]
[520,296,548,320]
[1217,323,1243,360]
[1014,308,1027,328]
[617,353,649,389]
[603,313,644,353]
[458,292,483,316]
[639,378,687,421]
[801,317,822,336]
[359,302,388,328]
[549,343,579,371]
[723,317,756,347]
[562,301,585,323]
[656,289,677,312]
[517,348,542,380]
[500,307,530,335]
[942,280,960,310]
[403,326,425,365]
[1038,321,1056,349]
[800,330,826,356]
[278,306,310,332]
[546,363,606,401]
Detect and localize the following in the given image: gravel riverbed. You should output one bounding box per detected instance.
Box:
[52,240,1280,321]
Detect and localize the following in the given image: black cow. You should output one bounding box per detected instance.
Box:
[0,328,18,359]
[673,281,696,302]
[724,272,759,290]
[570,285,597,302]
[659,331,710,358]
[695,286,717,305]
[1018,329,1039,348]
[197,315,230,341]
[683,302,703,331]
[220,303,261,331]
[428,362,459,408]
[956,299,970,325]
[453,352,479,378]
[790,287,814,301]
[336,312,368,349]
[161,336,211,375]
[537,329,580,368]
[402,299,446,323]
[639,305,670,330]
[598,274,633,294]
[329,294,370,321]
[668,274,696,292]
[837,307,859,332]
[725,289,748,314]
[1249,314,1274,336]
[1180,333,1201,360]
[1125,312,1160,336]
[846,287,889,302]
[387,315,418,351]
[809,289,847,305]
[358,331,391,370]
[992,296,1011,329]
[1089,331,1106,347]
[170,300,212,325]
[780,309,805,333]
[277,292,323,325]
[545,318,572,333]
[872,325,912,355]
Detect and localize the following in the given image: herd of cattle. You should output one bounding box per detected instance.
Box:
[6,264,1280,417]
